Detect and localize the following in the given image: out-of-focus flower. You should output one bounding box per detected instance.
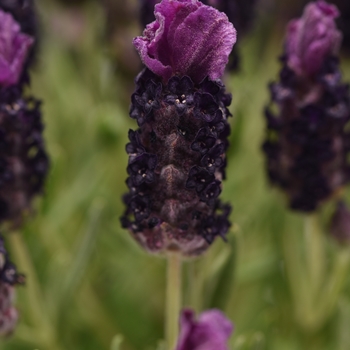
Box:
[285,1,342,77]
[0,10,34,87]
[0,235,24,336]
[262,1,350,212]
[0,6,48,227]
[330,201,350,243]
[121,0,235,255]
[176,308,233,350]
[0,0,38,79]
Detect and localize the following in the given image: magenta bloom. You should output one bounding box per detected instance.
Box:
[0,10,34,87]
[285,1,341,77]
[133,0,236,83]
[176,308,233,350]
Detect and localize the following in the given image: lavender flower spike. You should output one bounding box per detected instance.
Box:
[176,308,233,350]
[286,1,342,77]
[263,1,350,212]
[0,10,34,87]
[122,0,234,255]
[133,0,236,83]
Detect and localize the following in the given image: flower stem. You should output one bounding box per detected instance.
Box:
[8,232,63,350]
[304,214,324,297]
[166,252,182,350]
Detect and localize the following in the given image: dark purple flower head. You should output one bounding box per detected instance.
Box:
[122,0,233,255]
[133,0,236,83]
[0,91,49,226]
[285,1,341,77]
[176,308,233,350]
[0,10,34,87]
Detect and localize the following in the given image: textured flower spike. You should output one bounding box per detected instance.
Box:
[176,308,233,350]
[138,0,255,71]
[0,235,24,336]
[262,1,350,212]
[121,0,235,255]
[0,7,48,226]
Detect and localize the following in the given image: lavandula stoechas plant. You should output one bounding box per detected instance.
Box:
[263,1,350,331]
[263,1,350,212]
[121,0,236,256]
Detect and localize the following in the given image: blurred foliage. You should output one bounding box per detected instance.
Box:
[1,0,350,349]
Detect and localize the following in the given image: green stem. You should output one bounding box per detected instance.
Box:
[304,214,324,297]
[166,252,182,350]
[8,232,63,350]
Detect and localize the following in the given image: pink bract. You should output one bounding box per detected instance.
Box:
[0,10,34,87]
[133,0,236,83]
[285,1,341,77]
[176,308,233,350]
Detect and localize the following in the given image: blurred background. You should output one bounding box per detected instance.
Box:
[2,0,350,349]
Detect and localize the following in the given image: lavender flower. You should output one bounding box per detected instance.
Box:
[138,0,256,71]
[0,8,48,226]
[133,0,236,84]
[121,0,235,255]
[0,10,34,87]
[285,1,341,77]
[262,1,350,212]
[176,308,233,350]
[0,235,24,336]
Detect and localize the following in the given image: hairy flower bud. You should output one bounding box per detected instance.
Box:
[262,1,350,212]
[121,0,235,255]
[285,1,341,77]
[0,10,34,87]
[133,0,236,83]
[138,0,256,71]
[176,308,233,350]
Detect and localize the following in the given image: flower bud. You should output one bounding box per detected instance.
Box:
[138,0,256,71]
[176,308,233,350]
[285,1,342,77]
[121,0,235,255]
[0,9,34,87]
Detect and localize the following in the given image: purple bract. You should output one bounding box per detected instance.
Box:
[133,0,236,83]
[176,308,233,350]
[285,1,341,77]
[0,9,34,87]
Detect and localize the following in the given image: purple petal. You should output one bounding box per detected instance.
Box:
[285,1,341,77]
[133,0,236,83]
[0,10,34,86]
[176,308,233,350]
